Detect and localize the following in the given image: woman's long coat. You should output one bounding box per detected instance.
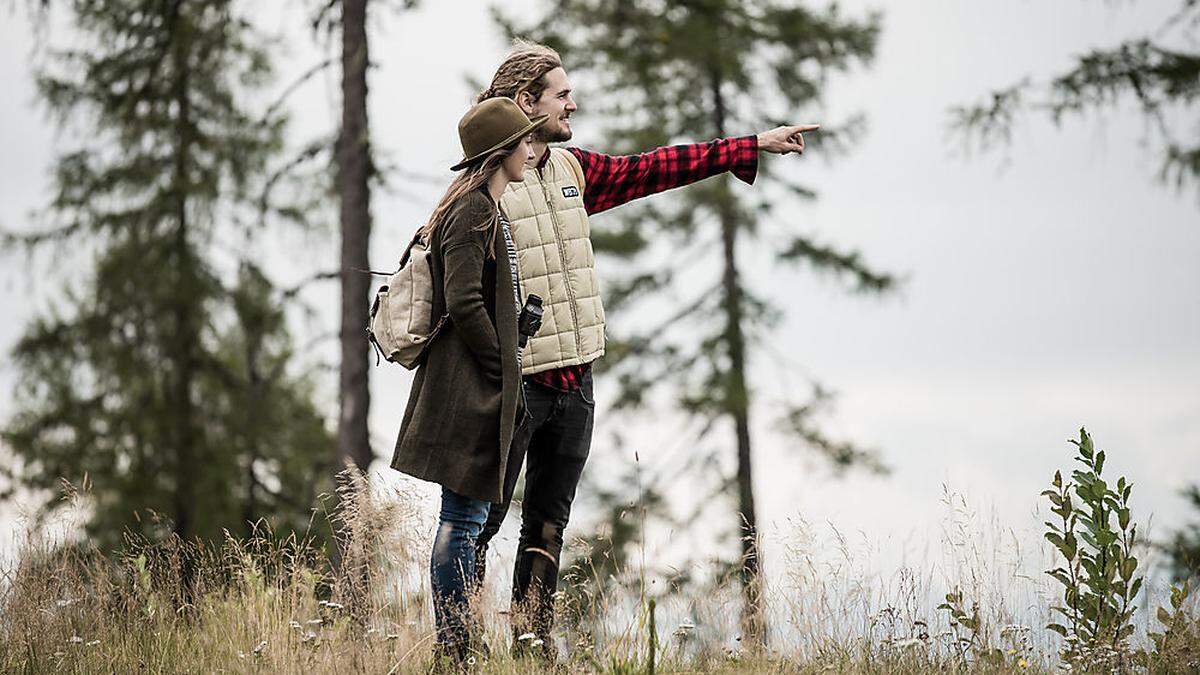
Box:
[390,188,524,503]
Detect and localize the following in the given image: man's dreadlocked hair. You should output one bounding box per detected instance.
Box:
[477,39,562,104]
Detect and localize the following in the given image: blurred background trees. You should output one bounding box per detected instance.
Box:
[0,0,334,550]
[952,0,1198,193]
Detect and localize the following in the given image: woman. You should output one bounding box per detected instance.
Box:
[389,97,546,662]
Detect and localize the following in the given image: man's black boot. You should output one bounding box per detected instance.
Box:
[510,520,563,663]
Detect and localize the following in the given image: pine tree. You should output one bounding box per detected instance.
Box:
[494,0,893,644]
[0,0,334,551]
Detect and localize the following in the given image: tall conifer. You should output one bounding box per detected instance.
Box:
[1,0,334,551]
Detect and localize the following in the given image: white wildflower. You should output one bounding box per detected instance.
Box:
[68,635,83,644]
[288,620,302,630]
[56,598,76,608]
[85,640,100,647]
[252,640,267,656]
[530,639,544,647]
[307,618,323,625]
[517,632,536,642]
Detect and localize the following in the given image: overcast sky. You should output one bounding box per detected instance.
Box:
[2,0,1197,600]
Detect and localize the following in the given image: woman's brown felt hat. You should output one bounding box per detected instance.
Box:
[451,98,548,171]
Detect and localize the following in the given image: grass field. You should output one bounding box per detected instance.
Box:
[2,459,1197,674]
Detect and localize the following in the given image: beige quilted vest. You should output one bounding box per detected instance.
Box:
[501,148,605,375]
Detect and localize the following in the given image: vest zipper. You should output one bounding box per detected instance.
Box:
[539,163,583,357]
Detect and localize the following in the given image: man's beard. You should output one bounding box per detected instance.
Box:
[535,122,572,143]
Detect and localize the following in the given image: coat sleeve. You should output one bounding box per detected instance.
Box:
[567,137,758,215]
[440,195,503,384]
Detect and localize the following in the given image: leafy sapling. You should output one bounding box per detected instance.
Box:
[1042,427,1143,669]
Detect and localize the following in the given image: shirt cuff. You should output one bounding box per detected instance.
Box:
[731,134,759,185]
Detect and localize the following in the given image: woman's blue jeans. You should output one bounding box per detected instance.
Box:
[430,486,490,647]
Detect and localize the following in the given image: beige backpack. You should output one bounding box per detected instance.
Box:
[366,231,448,369]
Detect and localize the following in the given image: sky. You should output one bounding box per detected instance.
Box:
[1,0,1197,606]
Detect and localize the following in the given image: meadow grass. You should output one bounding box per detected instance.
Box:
[0,469,1195,674]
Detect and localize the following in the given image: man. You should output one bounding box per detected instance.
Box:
[472,40,817,657]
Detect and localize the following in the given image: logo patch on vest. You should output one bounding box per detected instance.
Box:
[562,185,580,198]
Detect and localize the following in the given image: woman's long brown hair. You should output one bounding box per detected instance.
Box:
[420,148,510,258]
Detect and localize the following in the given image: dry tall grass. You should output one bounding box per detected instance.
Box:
[1,472,1195,674]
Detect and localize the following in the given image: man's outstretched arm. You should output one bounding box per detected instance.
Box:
[568,124,818,215]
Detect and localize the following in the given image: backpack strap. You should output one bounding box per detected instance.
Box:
[397,228,426,268]
[357,229,424,277]
[553,147,587,196]
[410,227,451,344]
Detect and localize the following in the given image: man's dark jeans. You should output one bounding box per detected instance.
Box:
[474,368,594,648]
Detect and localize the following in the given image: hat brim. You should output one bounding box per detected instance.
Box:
[450,114,550,171]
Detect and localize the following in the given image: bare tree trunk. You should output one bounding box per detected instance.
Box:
[336,0,373,474]
[170,6,197,545]
[331,0,374,600]
[168,4,199,607]
[709,67,765,646]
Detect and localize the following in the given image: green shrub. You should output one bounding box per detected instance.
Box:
[1042,427,1142,670]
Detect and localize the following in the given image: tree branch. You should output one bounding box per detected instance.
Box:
[777,234,899,295]
[262,57,335,124]
[778,384,889,475]
[281,270,340,299]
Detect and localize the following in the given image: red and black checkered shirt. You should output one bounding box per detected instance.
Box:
[527,135,759,392]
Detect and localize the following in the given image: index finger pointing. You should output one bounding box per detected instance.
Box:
[790,124,821,133]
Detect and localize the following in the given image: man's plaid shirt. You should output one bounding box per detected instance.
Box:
[527,135,759,392]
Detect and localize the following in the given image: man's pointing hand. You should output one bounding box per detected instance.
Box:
[757,124,820,155]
